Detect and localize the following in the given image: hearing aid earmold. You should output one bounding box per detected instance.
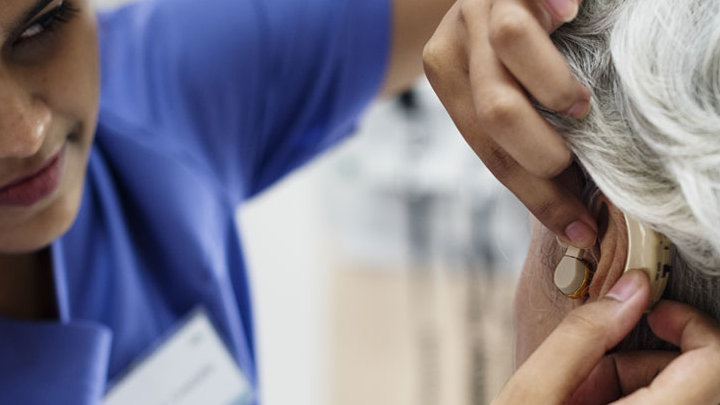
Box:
[554,246,593,299]
[554,215,672,310]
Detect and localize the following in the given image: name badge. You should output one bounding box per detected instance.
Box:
[103,309,254,405]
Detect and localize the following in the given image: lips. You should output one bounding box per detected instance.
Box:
[0,147,65,207]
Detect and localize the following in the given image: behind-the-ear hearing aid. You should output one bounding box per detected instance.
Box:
[554,215,672,309]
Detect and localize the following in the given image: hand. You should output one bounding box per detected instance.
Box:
[494,270,720,405]
[423,0,597,248]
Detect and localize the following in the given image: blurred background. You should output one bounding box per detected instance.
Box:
[94,1,532,403]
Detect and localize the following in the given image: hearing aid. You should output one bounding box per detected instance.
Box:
[554,245,592,299]
[554,215,672,309]
[624,215,672,309]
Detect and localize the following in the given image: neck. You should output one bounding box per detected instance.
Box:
[0,249,57,320]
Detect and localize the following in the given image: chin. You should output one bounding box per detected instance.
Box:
[0,180,84,254]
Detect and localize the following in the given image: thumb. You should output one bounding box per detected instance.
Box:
[569,351,677,405]
[495,270,650,404]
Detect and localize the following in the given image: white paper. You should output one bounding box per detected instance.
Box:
[103,309,253,405]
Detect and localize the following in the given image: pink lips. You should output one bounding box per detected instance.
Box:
[0,147,65,207]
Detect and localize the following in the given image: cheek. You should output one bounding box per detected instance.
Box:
[36,10,100,132]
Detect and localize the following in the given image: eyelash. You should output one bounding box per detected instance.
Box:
[17,1,79,44]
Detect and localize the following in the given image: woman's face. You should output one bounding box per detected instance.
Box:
[0,0,98,253]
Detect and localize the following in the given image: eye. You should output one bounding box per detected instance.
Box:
[16,1,77,44]
[20,23,46,41]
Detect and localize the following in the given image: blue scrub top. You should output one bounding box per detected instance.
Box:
[0,0,390,403]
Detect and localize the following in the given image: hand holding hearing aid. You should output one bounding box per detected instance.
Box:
[494,274,720,405]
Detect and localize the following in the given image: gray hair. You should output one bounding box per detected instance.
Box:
[544,0,720,343]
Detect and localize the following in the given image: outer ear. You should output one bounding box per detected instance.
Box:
[585,194,671,309]
[551,192,618,301]
[585,197,632,301]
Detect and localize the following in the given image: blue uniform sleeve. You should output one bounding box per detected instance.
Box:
[98,0,391,201]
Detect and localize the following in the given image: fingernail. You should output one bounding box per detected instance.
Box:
[565,99,590,118]
[564,220,596,248]
[606,271,642,303]
[546,0,579,23]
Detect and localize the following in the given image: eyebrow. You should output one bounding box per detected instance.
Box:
[6,0,56,39]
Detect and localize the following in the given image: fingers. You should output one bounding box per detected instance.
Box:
[424,1,596,247]
[542,0,583,25]
[648,300,720,351]
[462,0,596,245]
[569,351,677,405]
[612,302,720,405]
[493,270,650,404]
[462,0,571,178]
[606,352,676,399]
[424,0,598,247]
[488,0,591,115]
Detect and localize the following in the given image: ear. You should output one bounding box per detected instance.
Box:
[586,196,631,301]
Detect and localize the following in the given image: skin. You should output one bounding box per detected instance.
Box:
[424,0,598,248]
[0,0,99,319]
[383,0,457,96]
[0,0,98,252]
[497,202,720,404]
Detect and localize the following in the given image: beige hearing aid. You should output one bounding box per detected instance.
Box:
[554,215,672,309]
[554,245,592,299]
[624,215,672,309]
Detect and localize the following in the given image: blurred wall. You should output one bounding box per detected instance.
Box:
[240,80,529,405]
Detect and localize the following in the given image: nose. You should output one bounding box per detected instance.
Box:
[0,74,51,159]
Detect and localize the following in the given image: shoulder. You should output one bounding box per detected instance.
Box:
[96,0,268,129]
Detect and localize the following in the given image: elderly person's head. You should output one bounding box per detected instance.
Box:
[516,0,720,365]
